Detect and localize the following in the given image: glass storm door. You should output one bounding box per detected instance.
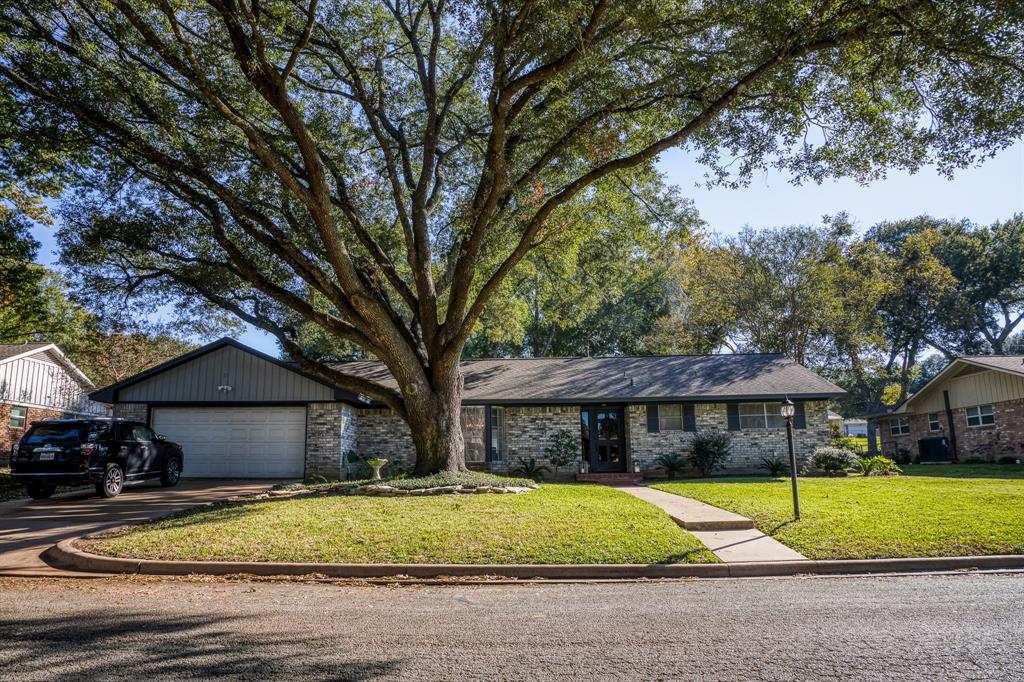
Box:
[583,407,626,473]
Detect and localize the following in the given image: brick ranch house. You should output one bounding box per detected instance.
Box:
[1,342,108,464]
[876,355,1024,463]
[89,338,845,480]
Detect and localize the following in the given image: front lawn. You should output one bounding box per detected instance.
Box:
[653,465,1024,560]
[83,484,718,564]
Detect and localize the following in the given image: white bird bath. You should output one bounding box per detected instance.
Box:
[366,458,388,480]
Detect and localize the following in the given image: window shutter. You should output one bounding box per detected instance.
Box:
[646,404,660,433]
[794,401,807,429]
[727,403,740,431]
[683,404,696,432]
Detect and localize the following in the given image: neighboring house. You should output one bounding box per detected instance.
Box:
[1,343,109,463]
[90,338,844,480]
[876,355,1024,463]
[842,418,868,437]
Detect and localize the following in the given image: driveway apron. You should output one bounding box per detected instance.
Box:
[0,480,279,576]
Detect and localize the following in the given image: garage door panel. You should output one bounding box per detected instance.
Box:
[151,407,305,478]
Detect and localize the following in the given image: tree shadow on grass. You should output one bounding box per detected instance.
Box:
[0,609,405,679]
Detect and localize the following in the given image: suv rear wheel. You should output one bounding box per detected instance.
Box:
[97,463,124,498]
[160,457,182,487]
[26,483,56,500]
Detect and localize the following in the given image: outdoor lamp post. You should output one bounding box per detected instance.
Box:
[780,398,801,519]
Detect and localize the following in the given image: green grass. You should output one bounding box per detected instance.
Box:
[305,470,537,491]
[653,464,1024,560]
[84,483,718,564]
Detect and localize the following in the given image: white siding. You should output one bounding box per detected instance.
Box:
[0,353,106,416]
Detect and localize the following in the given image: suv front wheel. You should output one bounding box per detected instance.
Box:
[160,457,182,487]
[97,463,124,498]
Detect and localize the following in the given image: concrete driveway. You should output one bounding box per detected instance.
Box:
[0,479,279,577]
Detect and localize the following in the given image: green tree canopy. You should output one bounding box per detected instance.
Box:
[2,1,1022,471]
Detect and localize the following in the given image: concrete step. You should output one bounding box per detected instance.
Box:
[618,485,755,531]
[575,472,644,485]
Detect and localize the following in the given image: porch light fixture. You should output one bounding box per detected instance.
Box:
[781,398,800,519]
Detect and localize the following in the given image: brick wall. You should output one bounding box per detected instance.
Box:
[354,405,582,479]
[354,408,416,473]
[305,402,354,480]
[503,405,580,479]
[1,404,66,467]
[112,403,148,422]
[879,398,1024,462]
[628,401,831,475]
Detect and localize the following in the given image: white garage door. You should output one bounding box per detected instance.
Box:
[151,407,306,478]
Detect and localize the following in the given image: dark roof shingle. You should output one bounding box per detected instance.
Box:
[0,342,51,362]
[332,354,845,404]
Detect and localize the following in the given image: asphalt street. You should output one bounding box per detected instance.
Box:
[2,572,1022,680]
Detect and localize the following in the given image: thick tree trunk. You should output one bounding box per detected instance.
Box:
[402,365,467,475]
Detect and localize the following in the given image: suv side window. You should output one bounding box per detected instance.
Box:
[131,424,157,442]
[85,423,112,442]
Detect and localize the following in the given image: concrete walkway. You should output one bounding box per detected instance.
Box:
[0,479,278,577]
[618,485,808,563]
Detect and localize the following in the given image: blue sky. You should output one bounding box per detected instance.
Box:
[32,142,1024,356]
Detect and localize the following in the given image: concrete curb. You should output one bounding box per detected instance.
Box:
[50,537,1024,580]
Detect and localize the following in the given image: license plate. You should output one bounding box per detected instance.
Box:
[38,452,55,461]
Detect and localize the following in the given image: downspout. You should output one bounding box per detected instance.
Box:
[943,390,959,461]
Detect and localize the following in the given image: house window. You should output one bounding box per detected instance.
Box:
[8,406,27,429]
[738,402,785,430]
[489,407,506,462]
[460,407,486,463]
[928,413,941,432]
[890,417,910,436]
[965,404,995,427]
[659,404,683,431]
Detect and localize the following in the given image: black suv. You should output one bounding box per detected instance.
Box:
[11,419,184,500]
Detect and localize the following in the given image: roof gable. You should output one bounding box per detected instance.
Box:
[0,342,95,389]
[903,355,1024,412]
[90,338,358,404]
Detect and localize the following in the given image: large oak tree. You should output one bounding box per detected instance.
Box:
[1,1,1021,472]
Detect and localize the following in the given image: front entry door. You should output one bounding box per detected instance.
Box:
[582,407,626,473]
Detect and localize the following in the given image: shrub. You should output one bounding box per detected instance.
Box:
[809,446,860,476]
[760,456,788,476]
[832,436,865,454]
[998,456,1022,465]
[687,431,731,477]
[654,452,688,478]
[962,456,986,464]
[853,455,902,476]
[891,448,913,465]
[511,457,551,481]
[544,429,580,472]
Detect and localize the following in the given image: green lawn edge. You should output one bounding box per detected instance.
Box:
[652,465,1024,560]
[82,483,719,565]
